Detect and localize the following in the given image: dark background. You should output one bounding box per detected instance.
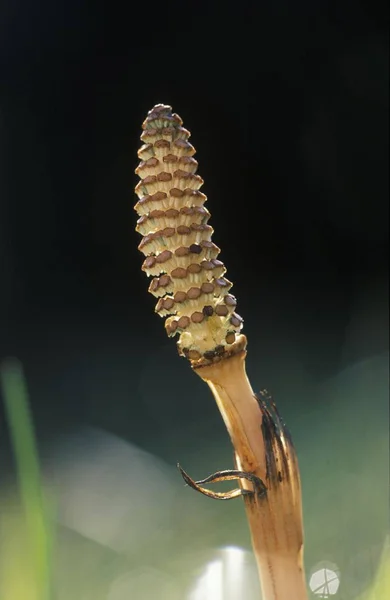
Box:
[0,1,388,598]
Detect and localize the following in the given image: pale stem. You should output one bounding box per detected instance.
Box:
[194,347,308,600]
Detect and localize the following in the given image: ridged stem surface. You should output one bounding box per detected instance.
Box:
[195,351,308,600]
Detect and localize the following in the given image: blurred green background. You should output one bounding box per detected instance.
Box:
[0,348,388,599]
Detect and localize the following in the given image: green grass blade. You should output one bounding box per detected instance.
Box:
[0,358,54,600]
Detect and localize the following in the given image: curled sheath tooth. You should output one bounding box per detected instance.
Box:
[135,104,244,364]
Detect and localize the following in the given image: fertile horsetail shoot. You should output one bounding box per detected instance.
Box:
[134,104,308,600]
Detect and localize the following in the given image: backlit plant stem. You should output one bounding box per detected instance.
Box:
[134,104,308,599]
[195,351,307,600]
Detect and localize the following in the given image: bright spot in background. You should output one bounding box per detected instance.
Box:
[309,563,340,598]
[108,567,181,600]
[188,546,261,600]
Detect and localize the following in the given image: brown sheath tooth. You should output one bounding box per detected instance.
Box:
[191,311,204,323]
[156,249,173,263]
[167,296,213,319]
[162,153,178,164]
[187,263,202,274]
[135,156,159,175]
[154,139,171,148]
[177,315,191,329]
[168,278,210,295]
[174,127,191,140]
[171,267,188,279]
[136,206,210,237]
[225,331,236,344]
[215,305,229,317]
[230,312,244,327]
[142,105,182,130]
[138,225,215,256]
[165,318,178,336]
[174,291,187,303]
[140,126,191,144]
[142,255,156,270]
[224,294,237,307]
[144,103,173,118]
[176,225,191,235]
[172,138,196,156]
[149,138,196,160]
[135,190,167,207]
[201,281,215,294]
[134,190,207,216]
[187,287,202,300]
[165,315,193,336]
[135,172,180,197]
[178,156,198,169]
[137,143,155,160]
[136,156,199,179]
[174,246,190,257]
[155,296,177,317]
[148,275,174,297]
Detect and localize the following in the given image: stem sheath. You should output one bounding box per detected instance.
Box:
[194,347,308,600]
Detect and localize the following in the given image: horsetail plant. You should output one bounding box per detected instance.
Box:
[134,104,308,600]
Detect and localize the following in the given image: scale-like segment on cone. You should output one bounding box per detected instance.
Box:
[135,104,246,365]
